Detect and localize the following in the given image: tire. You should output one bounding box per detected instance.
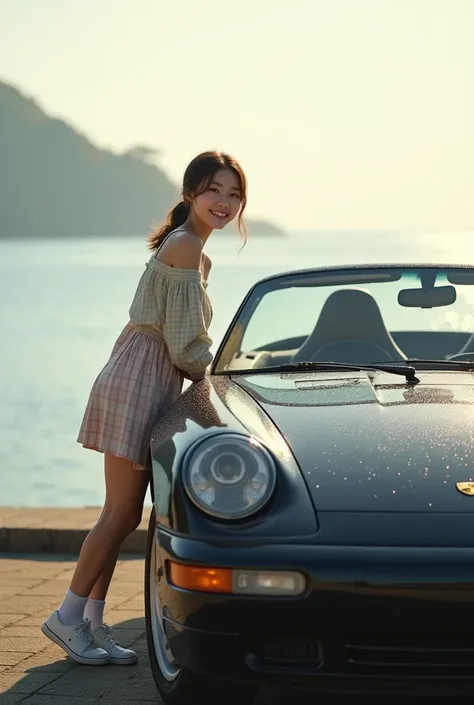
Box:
[144,506,259,705]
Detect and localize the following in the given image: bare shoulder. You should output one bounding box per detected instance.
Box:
[158,231,203,270]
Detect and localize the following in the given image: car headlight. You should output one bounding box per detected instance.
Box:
[183,434,277,520]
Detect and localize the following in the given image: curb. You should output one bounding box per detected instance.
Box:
[0,527,147,554]
[0,507,150,555]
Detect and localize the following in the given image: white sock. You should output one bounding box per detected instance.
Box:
[57,588,89,626]
[84,597,106,629]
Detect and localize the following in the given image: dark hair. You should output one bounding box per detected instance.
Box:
[148,151,248,251]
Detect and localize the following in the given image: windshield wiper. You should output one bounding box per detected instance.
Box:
[374,358,474,370]
[229,361,420,384]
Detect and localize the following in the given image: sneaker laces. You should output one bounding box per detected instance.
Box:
[74,619,94,647]
[99,623,121,646]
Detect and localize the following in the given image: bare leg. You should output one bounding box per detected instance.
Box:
[41,454,148,665]
[69,454,150,598]
[87,546,121,602]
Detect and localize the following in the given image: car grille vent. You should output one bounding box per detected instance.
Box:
[345,633,474,676]
[259,635,322,666]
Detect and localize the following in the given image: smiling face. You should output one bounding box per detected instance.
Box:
[189,168,242,232]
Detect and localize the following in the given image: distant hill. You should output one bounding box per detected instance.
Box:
[0,81,285,239]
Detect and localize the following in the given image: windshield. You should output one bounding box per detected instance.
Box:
[213,266,474,373]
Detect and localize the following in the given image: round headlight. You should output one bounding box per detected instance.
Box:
[183,434,277,520]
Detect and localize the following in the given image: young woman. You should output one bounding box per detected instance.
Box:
[41,151,247,665]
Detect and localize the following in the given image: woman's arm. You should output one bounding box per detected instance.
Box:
[202,252,212,282]
[161,233,212,382]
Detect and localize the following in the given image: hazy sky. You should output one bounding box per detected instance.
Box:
[1,0,473,231]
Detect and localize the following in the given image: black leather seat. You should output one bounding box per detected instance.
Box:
[292,288,407,364]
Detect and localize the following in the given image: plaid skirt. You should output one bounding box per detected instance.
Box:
[77,322,183,470]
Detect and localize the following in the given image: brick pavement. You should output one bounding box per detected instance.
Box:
[0,554,157,704]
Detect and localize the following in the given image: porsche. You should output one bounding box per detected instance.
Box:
[144,263,474,703]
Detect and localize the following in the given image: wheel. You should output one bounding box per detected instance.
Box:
[144,506,259,705]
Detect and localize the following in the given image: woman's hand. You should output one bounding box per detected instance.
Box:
[189,373,206,382]
[182,370,207,382]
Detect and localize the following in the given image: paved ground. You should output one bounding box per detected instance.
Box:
[0,554,155,704]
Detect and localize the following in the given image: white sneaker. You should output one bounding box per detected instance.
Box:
[92,624,138,665]
[41,611,109,665]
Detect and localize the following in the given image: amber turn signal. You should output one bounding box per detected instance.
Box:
[168,562,233,593]
[168,561,307,596]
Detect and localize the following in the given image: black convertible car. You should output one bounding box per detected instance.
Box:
[144,263,474,704]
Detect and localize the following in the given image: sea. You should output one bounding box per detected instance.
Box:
[1,230,473,507]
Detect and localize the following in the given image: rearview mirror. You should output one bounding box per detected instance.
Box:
[398,285,456,308]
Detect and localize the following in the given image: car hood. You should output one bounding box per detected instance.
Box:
[231,370,474,513]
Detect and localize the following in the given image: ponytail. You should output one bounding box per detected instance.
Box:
[147,200,189,251]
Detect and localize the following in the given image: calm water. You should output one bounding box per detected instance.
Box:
[1,230,473,507]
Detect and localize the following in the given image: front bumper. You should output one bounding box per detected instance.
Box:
[155,527,474,695]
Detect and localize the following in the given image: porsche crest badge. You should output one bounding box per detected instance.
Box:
[456,482,474,496]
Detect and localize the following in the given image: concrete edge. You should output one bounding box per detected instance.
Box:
[0,527,147,555]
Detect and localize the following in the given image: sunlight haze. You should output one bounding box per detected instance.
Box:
[1,0,473,231]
